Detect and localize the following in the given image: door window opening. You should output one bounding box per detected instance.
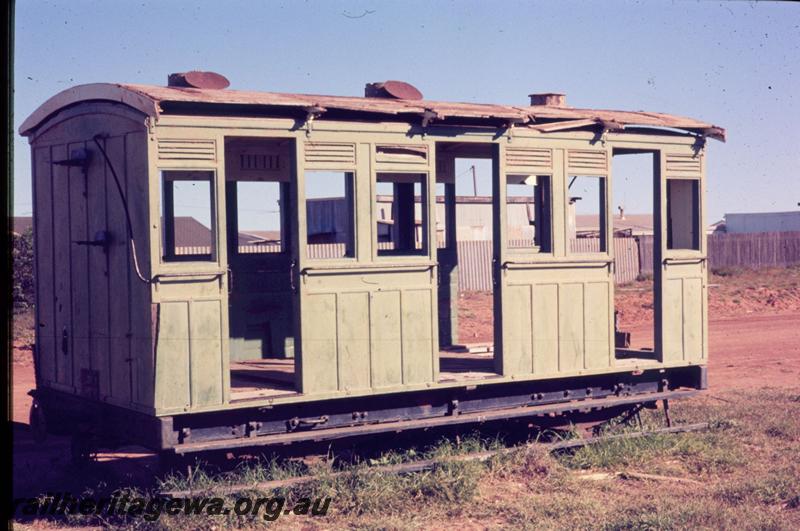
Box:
[568,175,607,253]
[376,173,428,256]
[666,179,700,250]
[233,181,287,254]
[305,171,356,259]
[507,174,552,252]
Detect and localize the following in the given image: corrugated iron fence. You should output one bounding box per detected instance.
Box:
[454,238,640,291]
[177,232,800,292]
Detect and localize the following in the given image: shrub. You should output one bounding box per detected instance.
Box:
[13,228,35,311]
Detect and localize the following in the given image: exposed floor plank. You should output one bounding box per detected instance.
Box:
[229,351,502,397]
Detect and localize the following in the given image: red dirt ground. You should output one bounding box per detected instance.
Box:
[455,293,799,391]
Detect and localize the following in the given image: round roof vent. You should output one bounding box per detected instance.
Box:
[365,80,423,100]
[168,71,230,90]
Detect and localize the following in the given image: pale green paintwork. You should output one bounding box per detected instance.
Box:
[28,106,708,417]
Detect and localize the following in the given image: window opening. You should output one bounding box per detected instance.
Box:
[160,170,215,261]
[305,171,355,259]
[568,175,607,253]
[507,174,552,252]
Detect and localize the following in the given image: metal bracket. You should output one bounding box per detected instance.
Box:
[692,135,707,157]
[289,259,297,292]
[61,328,69,357]
[152,270,226,281]
[286,415,329,432]
[302,105,326,137]
[421,109,442,130]
[448,399,460,416]
[662,257,706,267]
[54,148,91,175]
[73,230,111,252]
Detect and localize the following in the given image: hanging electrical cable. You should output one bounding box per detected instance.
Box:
[92,135,152,284]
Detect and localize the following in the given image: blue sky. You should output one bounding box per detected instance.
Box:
[13,0,800,226]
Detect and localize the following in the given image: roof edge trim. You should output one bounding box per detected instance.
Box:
[19,83,160,136]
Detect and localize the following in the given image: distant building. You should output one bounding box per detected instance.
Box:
[12,215,266,248]
[573,212,654,238]
[306,195,538,244]
[707,219,726,234]
[724,211,800,234]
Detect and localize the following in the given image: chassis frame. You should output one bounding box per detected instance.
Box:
[30,365,706,461]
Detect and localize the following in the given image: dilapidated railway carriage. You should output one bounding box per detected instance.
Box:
[21,73,724,459]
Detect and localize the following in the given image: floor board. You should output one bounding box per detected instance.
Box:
[229,350,502,398]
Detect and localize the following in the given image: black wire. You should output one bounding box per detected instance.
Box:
[92,135,152,284]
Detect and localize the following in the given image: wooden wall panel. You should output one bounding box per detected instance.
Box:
[558,283,584,372]
[86,138,111,398]
[68,141,92,395]
[400,289,435,385]
[298,285,436,394]
[532,284,559,375]
[300,294,338,393]
[33,146,56,385]
[126,132,154,407]
[369,290,402,388]
[29,105,152,409]
[154,301,190,410]
[584,282,611,369]
[105,135,132,404]
[51,144,73,388]
[662,278,684,363]
[683,278,704,362]
[502,285,533,375]
[189,300,224,407]
[336,292,371,391]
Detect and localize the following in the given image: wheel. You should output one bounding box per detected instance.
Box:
[70,432,95,468]
[29,399,47,443]
[158,450,187,475]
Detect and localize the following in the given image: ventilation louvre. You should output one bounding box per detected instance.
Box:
[567,150,608,171]
[665,153,702,174]
[157,139,216,161]
[375,144,428,166]
[506,147,552,170]
[304,142,356,166]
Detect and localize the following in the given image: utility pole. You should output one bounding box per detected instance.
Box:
[471,165,477,196]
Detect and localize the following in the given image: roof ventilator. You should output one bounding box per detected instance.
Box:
[365,80,423,100]
[167,71,231,90]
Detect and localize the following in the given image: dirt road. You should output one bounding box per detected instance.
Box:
[628,312,800,391]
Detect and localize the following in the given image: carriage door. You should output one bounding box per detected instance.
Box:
[656,152,707,364]
[495,144,615,377]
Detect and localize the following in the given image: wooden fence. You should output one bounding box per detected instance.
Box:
[638,231,800,275]
[707,231,800,269]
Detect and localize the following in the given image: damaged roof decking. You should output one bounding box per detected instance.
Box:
[20,82,725,141]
